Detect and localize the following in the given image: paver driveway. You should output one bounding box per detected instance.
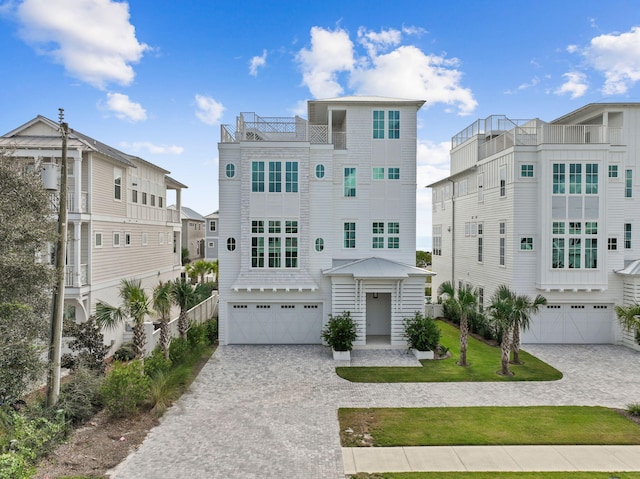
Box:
[111,344,640,479]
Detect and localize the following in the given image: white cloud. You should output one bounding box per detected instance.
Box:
[555,72,589,99]
[295,26,355,98]
[566,44,578,54]
[195,94,225,125]
[249,49,267,76]
[15,0,149,89]
[583,26,640,95]
[121,141,183,155]
[104,92,147,122]
[296,26,477,116]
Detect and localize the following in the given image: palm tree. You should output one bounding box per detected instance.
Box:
[96,279,151,360]
[511,292,547,364]
[438,281,477,367]
[186,259,216,284]
[488,285,516,376]
[171,278,196,340]
[615,303,640,343]
[152,281,173,359]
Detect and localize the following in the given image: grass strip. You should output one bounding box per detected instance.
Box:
[339,406,640,446]
[337,320,562,382]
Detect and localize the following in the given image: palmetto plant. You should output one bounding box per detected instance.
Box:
[488,285,516,376]
[511,292,547,364]
[171,278,197,340]
[96,279,151,360]
[152,281,173,359]
[185,259,217,284]
[615,302,640,344]
[438,281,477,367]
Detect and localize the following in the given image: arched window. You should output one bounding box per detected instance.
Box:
[315,164,325,179]
[227,237,236,251]
[315,238,324,252]
[225,163,236,178]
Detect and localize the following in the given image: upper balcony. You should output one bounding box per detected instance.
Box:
[452,115,624,162]
[221,112,346,150]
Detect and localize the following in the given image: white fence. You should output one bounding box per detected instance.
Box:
[143,291,219,356]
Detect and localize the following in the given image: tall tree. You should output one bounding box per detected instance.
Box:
[0,152,57,402]
[488,285,516,376]
[152,281,173,359]
[185,259,216,284]
[438,281,477,367]
[615,303,640,343]
[511,292,547,364]
[96,279,151,360]
[171,278,197,340]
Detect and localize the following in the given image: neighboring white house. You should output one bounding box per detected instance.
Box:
[204,210,219,262]
[217,96,432,346]
[429,103,640,349]
[0,115,187,351]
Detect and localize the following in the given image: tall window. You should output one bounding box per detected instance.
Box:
[553,164,565,194]
[499,222,506,266]
[433,225,442,256]
[344,222,356,248]
[268,237,281,267]
[373,110,384,139]
[626,169,633,198]
[585,238,597,268]
[251,220,265,267]
[285,162,298,192]
[252,161,264,192]
[499,166,506,197]
[568,238,581,268]
[269,161,281,192]
[285,238,298,268]
[569,164,582,194]
[114,168,122,200]
[372,222,384,249]
[388,222,400,249]
[477,223,483,262]
[209,220,217,232]
[388,167,400,180]
[586,164,598,194]
[344,168,356,197]
[388,110,400,139]
[552,238,565,268]
[625,223,632,249]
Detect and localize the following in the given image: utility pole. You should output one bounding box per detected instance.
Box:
[46,108,68,407]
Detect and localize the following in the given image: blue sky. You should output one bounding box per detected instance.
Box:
[2,0,640,251]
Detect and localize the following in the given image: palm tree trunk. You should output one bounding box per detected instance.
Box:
[458,314,469,367]
[132,323,146,360]
[500,325,512,376]
[160,319,171,359]
[178,309,189,340]
[511,325,522,364]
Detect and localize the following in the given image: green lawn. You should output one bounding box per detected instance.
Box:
[337,320,562,382]
[350,473,640,479]
[339,406,640,447]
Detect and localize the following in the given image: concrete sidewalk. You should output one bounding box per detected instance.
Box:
[343,445,640,474]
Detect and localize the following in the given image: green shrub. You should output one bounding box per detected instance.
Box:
[61,316,110,373]
[442,301,460,324]
[0,410,66,467]
[0,452,34,479]
[403,312,441,351]
[321,312,357,351]
[205,318,218,344]
[100,360,150,418]
[169,337,190,365]
[57,368,103,426]
[187,322,208,349]
[144,347,172,378]
[627,402,640,417]
[113,342,136,362]
[148,364,191,416]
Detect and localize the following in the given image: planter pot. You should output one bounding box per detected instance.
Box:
[332,349,351,361]
[412,349,434,360]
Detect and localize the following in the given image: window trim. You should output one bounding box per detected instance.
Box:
[94,232,103,248]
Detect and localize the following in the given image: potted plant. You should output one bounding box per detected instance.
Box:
[403,312,441,360]
[321,311,357,360]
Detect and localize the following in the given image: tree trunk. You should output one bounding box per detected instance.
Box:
[178,309,189,340]
[458,314,469,367]
[160,319,171,359]
[132,323,146,361]
[511,325,522,364]
[500,325,512,376]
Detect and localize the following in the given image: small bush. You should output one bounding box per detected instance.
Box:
[169,337,190,365]
[144,347,172,378]
[443,301,460,325]
[187,322,208,349]
[57,368,104,425]
[321,312,357,352]
[0,452,34,479]
[0,410,66,467]
[205,318,218,344]
[100,360,150,418]
[113,342,136,362]
[61,316,110,373]
[148,365,191,416]
[403,312,441,352]
[627,402,640,417]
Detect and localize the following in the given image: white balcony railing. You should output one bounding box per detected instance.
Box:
[65,264,88,287]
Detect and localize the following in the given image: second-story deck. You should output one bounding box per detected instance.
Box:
[221,112,346,149]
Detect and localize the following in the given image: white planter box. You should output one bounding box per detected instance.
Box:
[412,349,434,360]
[333,349,351,361]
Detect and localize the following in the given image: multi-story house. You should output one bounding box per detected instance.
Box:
[429,103,640,349]
[217,96,431,346]
[0,115,187,350]
[204,210,219,262]
[178,206,205,263]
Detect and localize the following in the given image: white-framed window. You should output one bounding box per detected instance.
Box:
[114,168,122,200]
[209,220,217,232]
[208,241,215,248]
[226,163,236,178]
[373,167,385,180]
[95,232,103,248]
[125,232,132,247]
[113,232,121,247]
[227,237,236,251]
[499,165,506,197]
[625,223,632,249]
[344,168,356,197]
[521,164,534,177]
[142,192,147,205]
[608,237,617,251]
[626,169,633,198]
[433,225,442,256]
[520,237,533,251]
[388,222,400,249]
[388,110,400,139]
[315,238,324,252]
[150,194,156,207]
[372,222,384,249]
[142,233,148,246]
[477,223,483,262]
[499,222,506,266]
[609,164,618,178]
[388,167,400,180]
[344,222,356,248]
[315,164,325,179]
[159,233,165,244]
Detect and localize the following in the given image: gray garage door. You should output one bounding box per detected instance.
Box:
[522,303,614,344]
[228,302,323,344]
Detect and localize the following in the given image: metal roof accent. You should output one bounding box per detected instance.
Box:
[323,257,433,279]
